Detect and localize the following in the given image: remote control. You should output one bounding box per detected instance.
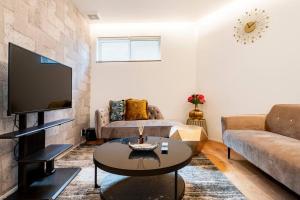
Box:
[161,142,168,154]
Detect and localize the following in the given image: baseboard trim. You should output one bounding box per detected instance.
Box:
[0,186,17,200]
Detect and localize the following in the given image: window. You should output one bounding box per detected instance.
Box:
[96,37,161,62]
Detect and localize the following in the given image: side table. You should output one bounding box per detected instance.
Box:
[186,118,208,134]
[170,125,208,155]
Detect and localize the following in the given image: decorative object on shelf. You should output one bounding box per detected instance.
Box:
[234,8,270,45]
[188,93,206,120]
[186,118,208,134]
[137,121,144,144]
[128,142,158,151]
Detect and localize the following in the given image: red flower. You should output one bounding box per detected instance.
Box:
[187,93,206,105]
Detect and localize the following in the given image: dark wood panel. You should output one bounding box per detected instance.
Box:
[19,144,72,163]
[0,118,74,139]
[6,168,81,200]
[100,173,185,200]
[18,113,46,190]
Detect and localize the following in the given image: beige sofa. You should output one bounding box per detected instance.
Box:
[222,104,300,195]
[95,105,181,139]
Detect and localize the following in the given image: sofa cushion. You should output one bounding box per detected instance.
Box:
[101,120,182,139]
[148,105,164,119]
[223,130,300,195]
[109,100,125,121]
[266,104,300,140]
[125,99,148,120]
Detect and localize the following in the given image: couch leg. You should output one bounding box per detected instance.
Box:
[227,147,231,159]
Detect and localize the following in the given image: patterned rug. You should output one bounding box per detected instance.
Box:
[56,145,247,200]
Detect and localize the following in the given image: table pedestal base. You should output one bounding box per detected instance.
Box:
[100,173,185,200]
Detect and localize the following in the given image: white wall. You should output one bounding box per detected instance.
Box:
[89,0,300,142]
[196,0,300,142]
[90,23,198,127]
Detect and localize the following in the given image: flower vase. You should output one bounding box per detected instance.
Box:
[189,104,203,120]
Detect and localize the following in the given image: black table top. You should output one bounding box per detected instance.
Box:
[93,137,193,176]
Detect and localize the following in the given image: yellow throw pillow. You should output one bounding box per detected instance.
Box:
[125,99,148,120]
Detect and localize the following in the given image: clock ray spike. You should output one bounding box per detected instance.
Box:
[234,8,269,45]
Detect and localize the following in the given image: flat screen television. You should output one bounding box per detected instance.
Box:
[8,43,72,115]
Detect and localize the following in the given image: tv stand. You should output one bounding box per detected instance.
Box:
[0,112,80,200]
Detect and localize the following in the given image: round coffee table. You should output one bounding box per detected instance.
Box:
[93,136,192,200]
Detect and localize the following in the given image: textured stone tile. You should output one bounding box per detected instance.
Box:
[53,41,64,62]
[47,0,64,32]
[1,151,17,169]
[0,60,8,81]
[54,0,64,20]
[63,26,74,41]
[0,6,4,39]
[0,140,13,155]
[2,81,7,110]
[64,9,76,31]
[13,0,38,41]
[1,165,17,192]
[40,17,61,41]
[28,3,42,28]
[36,43,56,60]
[0,0,91,195]
[23,0,39,7]
[3,6,36,51]
[36,28,57,50]
[3,8,14,44]
[13,30,35,51]
[4,120,14,132]
[0,0,16,11]
[0,43,5,62]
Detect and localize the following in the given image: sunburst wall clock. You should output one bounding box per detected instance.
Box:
[234,8,270,45]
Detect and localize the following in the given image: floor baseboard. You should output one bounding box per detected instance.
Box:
[0,186,17,200]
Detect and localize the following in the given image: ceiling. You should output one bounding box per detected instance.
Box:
[72,0,234,23]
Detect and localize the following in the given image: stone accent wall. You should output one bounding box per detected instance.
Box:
[0,0,91,195]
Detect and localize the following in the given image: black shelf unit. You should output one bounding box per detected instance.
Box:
[19,144,73,163]
[0,119,73,139]
[6,168,80,200]
[1,112,80,200]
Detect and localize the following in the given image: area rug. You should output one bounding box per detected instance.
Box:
[56,145,247,200]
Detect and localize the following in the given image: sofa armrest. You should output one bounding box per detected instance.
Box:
[95,107,110,138]
[221,115,266,134]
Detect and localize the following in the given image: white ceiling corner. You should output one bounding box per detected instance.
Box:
[72,0,234,23]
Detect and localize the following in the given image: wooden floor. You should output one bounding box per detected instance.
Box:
[200,141,299,200]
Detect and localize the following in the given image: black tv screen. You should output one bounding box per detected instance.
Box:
[8,43,72,115]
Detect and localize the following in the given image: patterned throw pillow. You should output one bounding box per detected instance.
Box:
[148,105,164,119]
[125,99,148,120]
[109,100,125,122]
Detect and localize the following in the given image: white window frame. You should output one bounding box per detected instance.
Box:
[96,36,161,63]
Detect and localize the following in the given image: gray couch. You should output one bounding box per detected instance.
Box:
[221,104,300,195]
[95,105,181,139]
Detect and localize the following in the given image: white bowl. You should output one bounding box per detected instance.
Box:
[128,142,158,151]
